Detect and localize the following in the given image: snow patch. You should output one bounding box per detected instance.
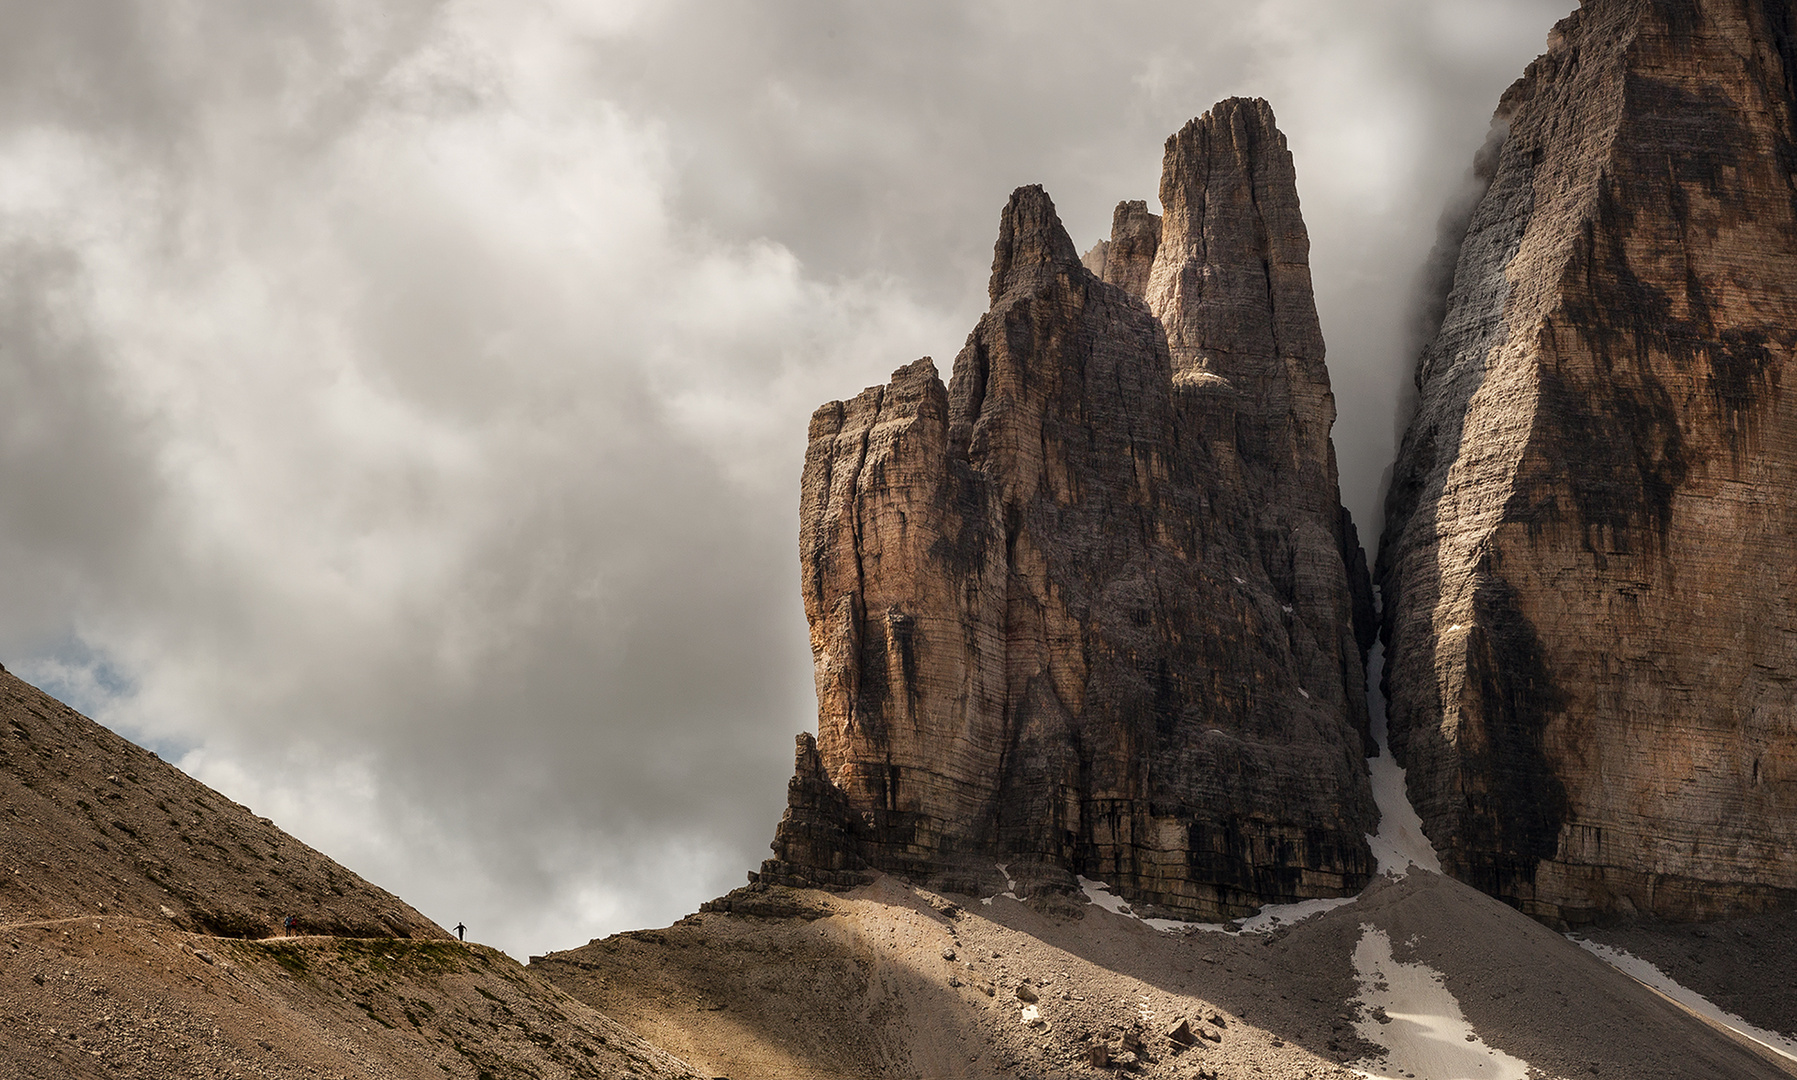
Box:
[1364,640,1442,875]
[1235,895,1357,933]
[1077,876,1353,935]
[1077,876,1211,932]
[1078,875,1133,917]
[1365,748,1442,875]
[981,862,1020,907]
[1351,925,1530,1080]
[1571,938,1797,1063]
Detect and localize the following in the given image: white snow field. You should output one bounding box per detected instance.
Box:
[1350,925,1530,1080]
[1360,637,1794,1073]
[1344,641,1532,1078]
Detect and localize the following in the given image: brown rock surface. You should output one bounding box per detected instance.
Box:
[1080,198,1161,297]
[756,733,875,891]
[1379,0,1797,924]
[787,99,1376,920]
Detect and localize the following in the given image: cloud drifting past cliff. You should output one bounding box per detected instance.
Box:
[0,0,1570,956]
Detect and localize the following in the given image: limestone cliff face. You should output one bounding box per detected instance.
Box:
[1380,0,1797,924]
[777,100,1376,919]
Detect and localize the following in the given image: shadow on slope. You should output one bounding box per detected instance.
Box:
[534,872,1797,1080]
[1583,905,1797,1048]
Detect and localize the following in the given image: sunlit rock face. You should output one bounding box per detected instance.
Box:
[1080,198,1160,297]
[1379,0,1797,925]
[774,99,1377,920]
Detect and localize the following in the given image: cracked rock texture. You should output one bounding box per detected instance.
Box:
[1379,0,1797,924]
[779,99,1376,920]
[1080,199,1161,297]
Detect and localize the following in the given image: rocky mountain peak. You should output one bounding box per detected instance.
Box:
[1080,199,1162,297]
[771,99,1376,920]
[1149,96,1317,383]
[987,183,1082,304]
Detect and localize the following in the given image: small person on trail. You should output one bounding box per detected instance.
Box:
[454,922,466,941]
[284,914,297,936]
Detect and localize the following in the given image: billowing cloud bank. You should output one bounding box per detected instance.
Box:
[0,0,1570,955]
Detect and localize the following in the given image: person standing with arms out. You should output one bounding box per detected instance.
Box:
[454,922,466,941]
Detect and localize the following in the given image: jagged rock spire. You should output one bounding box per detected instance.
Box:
[776,103,1375,920]
[989,184,1082,303]
[1080,199,1161,298]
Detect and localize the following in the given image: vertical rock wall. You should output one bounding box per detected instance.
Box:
[780,100,1376,920]
[1080,199,1161,297]
[1380,0,1797,924]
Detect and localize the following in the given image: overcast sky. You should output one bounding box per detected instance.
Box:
[0,0,1572,957]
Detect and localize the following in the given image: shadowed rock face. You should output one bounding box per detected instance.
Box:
[774,99,1376,920]
[1379,0,1797,925]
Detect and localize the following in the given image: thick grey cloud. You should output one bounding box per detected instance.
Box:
[0,0,1571,956]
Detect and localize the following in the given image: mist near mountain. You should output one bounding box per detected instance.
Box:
[0,0,1572,957]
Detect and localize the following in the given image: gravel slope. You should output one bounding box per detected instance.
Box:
[535,872,1797,1080]
[1582,906,1797,1048]
[0,668,704,1080]
[0,669,440,940]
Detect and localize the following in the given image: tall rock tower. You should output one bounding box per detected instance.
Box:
[1380,0,1797,924]
[768,99,1377,920]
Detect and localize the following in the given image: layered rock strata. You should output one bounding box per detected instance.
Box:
[770,99,1377,920]
[1380,0,1797,924]
[1080,198,1161,296]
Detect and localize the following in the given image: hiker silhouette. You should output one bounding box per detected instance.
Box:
[454,922,466,941]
